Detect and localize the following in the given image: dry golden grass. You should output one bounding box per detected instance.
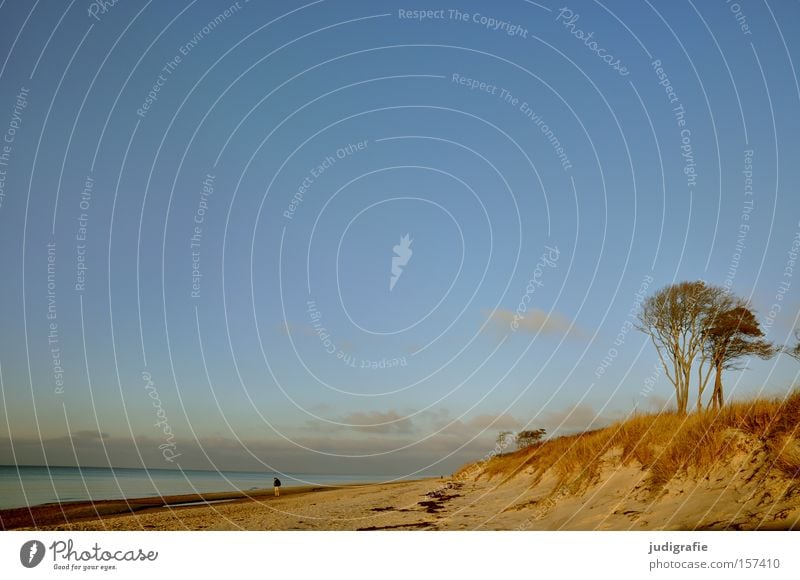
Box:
[469,390,800,493]
[773,436,800,478]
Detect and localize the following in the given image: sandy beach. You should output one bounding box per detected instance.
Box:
[5,450,799,531]
[1,479,443,531]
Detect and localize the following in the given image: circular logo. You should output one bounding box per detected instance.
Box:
[19,540,45,568]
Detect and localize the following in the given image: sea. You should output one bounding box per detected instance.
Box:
[0,465,409,510]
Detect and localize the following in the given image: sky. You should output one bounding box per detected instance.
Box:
[0,0,799,477]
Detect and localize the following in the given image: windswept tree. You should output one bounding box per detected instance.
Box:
[496,430,514,454]
[788,329,800,361]
[693,292,742,411]
[516,428,546,449]
[636,281,731,414]
[703,305,775,410]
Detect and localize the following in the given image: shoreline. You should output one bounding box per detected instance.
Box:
[0,480,428,531]
[3,460,799,530]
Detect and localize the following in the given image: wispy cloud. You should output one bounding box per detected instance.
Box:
[70,430,110,440]
[279,321,316,337]
[337,410,416,434]
[0,427,503,476]
[0,406,626,475]
[483,308,585,338]
[303,408,522,441]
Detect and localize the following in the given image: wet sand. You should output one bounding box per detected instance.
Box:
[0,483,369,530]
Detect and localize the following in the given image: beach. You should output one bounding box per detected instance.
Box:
[1,479,444,531]
[5,456,799,531]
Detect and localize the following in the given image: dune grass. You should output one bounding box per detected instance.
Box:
[466,390,800,493]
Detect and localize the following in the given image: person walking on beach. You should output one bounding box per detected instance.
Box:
[273,477,282,497]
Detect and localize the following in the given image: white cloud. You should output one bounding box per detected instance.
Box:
[484,308,584,338]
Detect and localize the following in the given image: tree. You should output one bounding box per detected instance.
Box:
[637,281,731,414]
[516,429,546,449]
[496,431,514,454]
[693,290,741,412]
[788,329,800,361]
[703,305,776,410]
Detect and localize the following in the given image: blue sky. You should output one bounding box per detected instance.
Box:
[1,0,799,476]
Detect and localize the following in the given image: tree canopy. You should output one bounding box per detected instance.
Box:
[516,429,546,449]
[703,305,775,409]
[637,281,775,413]
[637,281,731,414]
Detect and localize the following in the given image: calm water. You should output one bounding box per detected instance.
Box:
[0,465,407,510]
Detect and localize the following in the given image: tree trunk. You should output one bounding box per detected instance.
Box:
[697,364,705,413]
[709,362,724,410]
[679,365,691,414]
[676,381,688,415]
